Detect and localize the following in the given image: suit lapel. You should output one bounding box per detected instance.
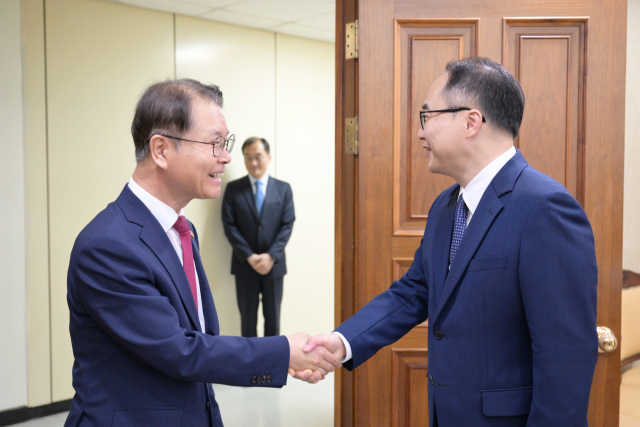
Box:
[432,188,458,307]
[432,150,529,324]
[261,176,277,215]
[118,186,201,331]
[241,176,260,221]
[191,233,219,335]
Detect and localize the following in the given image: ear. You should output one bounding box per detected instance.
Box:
[149,135,171,170]
[465,109,484,138]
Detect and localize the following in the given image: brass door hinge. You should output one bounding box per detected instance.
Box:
[345,117,359,155]
[345,20,359,59]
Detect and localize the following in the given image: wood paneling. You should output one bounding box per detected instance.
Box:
[503,18,587,203]
[337,1,625,426]
[392,349,429,427]
[394,20,477,236]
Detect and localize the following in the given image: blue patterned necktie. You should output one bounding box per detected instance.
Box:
[449,193,468,267]
[255,180,265,215]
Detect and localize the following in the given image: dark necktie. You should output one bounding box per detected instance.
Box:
[255,180,265,214]
[173,216,198,310]
[449,193,468,267]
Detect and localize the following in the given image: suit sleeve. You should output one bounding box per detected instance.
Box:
[519,191,598,427]
[335,242,429,370]
[268,183,295,263]
[222,183,254,260]
[70,236,290,387]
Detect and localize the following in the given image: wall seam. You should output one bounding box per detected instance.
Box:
[173,14,177,78]
[42,0,53,403]
[274,32,278,177]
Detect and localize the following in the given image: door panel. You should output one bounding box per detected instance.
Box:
[336,0,625,426]
[504,19,587,202]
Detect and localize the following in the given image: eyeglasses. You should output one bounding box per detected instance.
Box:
[420,108,486,130]
[159,134,235,157]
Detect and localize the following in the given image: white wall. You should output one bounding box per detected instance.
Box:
[0,0,28,412]
[276,34,335,336]
[624,0,640,272]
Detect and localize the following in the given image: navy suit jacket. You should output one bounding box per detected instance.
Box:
[222,175,295,278]
[65,185,290,427]
[335,151,598,427]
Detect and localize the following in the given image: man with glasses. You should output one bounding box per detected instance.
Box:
[300,58,598,427]
[64,79,338,427]
[222,137,295,338]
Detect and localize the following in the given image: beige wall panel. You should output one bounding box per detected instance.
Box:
[176,15,276,336]
[624,0,640,272]
[22,0,52,407]
[46,0,174,401]
[275,34,335,338]
[0,0,28,411]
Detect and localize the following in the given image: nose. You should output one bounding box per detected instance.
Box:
[417,126,425,140]
[219,148,231,164]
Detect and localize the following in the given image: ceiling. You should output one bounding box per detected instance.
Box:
[107,0,336,42]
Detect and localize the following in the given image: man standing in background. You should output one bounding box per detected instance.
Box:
[222,137,295,338]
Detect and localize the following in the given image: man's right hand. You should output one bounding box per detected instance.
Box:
[247,253,260,270]
[289,334,346,382]
[286,333,342,384]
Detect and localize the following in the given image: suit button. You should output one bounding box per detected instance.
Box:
[262,375,268,383]
[434,330,443,340]
[257,376,263,384]
[267,375,272,382]
[251,376,257,384]
[206,401,210,411]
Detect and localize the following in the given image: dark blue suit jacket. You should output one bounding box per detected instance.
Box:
[336,151,598,427]
[64,185,290,427]
[222,176,295,278]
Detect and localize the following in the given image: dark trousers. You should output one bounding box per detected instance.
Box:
[235,274,283,337]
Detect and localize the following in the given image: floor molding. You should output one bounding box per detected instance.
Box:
[0,400,71,426]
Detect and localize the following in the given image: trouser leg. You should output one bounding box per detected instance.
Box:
[235,275,260,338]
[261,276,283,337]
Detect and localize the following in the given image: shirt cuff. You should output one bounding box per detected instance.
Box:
[332,332,353,363]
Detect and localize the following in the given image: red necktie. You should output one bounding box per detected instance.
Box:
[173,216,198,311]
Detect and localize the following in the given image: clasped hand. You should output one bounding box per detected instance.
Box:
[286,333,347,384]
[247,253,274,275]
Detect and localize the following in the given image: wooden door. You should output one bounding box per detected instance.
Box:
[334,1,626,426]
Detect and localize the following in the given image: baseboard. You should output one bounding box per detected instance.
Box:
[0,399,72,426]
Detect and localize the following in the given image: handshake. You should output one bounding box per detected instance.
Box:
[285,333,347,384]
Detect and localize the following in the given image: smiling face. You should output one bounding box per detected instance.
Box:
[243,140,271,179]
[417,73,472,181]
[163,97,231,205]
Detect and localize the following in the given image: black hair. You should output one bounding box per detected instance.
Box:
[241,137,270,154]
[131,78,223,162]
[443,57,525,139]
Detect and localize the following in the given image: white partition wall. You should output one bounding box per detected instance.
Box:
[275,34,335,337]
[624,0,640,272]
[0,0,28,412]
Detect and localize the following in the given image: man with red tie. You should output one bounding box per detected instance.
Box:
[64,79,338,427]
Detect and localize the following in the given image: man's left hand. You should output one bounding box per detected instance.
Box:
[253,253,274,275]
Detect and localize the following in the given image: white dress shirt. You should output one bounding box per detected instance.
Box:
[248,173,269,197]
[128,178,206,333]
[335,146,517,362]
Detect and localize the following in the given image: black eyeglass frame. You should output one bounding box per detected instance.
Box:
[156,134,235,157]
[420,108,486,129]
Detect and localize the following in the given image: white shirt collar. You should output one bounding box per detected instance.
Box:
[128,178,185,232]
[460,146,516,216]
[248,173,269,187]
